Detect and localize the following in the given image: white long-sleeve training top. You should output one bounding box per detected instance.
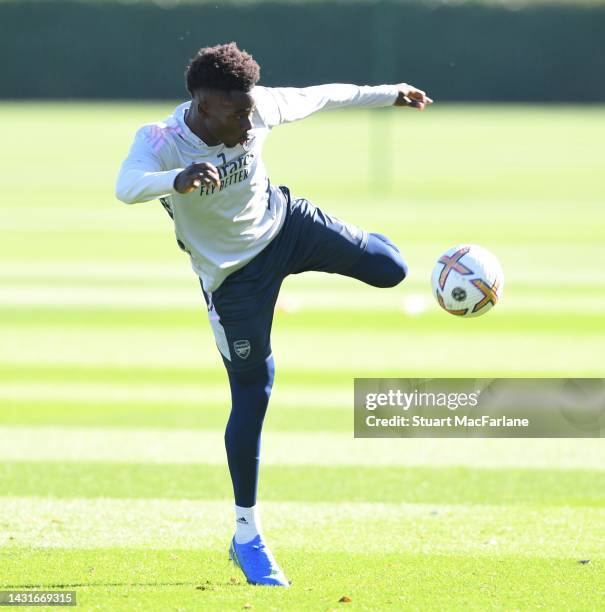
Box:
[115,83,399,292]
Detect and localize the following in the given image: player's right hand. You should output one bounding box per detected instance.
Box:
[174,162,221,194]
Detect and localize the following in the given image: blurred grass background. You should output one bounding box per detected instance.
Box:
[1,103,604,609]
[1,103,603,385]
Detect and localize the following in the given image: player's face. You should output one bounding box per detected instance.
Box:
[201,90,255,148]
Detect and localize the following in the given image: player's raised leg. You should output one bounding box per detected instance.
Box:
[282,190,408,288]
[339,232,408,288]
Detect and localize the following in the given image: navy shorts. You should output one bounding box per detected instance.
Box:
[200,186,368,372]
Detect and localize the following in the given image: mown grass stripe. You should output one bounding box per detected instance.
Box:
[2,426,605,470]
[2,306,605,328]
[0,400,348,432]
[0,382,347,409]
[0,364,349,386]
[1,291,604,314]
[1,462,604,506]
[2,329,604,375]
[1,497,604,558]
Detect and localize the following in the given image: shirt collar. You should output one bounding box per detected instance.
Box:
[173,101,225,151]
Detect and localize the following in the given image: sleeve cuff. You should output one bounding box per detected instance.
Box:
[165,168,185,194]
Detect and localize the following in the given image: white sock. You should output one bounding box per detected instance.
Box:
[234,504,262,544]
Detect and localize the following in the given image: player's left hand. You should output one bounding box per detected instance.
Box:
[394,84,434,110]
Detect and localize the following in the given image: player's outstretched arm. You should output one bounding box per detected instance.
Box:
[393,83,434,110]
[255,82,433,128]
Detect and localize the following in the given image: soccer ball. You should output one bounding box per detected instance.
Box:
[431,244,504,317]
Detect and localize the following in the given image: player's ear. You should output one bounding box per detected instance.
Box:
[197,92,211,116]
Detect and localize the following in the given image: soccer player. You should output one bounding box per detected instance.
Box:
[115,42,432,587]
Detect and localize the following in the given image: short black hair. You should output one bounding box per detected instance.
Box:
[185,42,260,95]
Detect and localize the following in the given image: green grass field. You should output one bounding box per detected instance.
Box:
[1,102,604,610]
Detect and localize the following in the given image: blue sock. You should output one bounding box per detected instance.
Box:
[224,355,275,507]
[342,232,408,288]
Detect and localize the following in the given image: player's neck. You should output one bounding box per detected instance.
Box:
[184,105,221,147]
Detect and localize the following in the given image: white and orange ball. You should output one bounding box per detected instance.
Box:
[431,244,504,317]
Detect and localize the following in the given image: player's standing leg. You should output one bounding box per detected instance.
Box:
[224,356,289,587]
[200,229,291,587]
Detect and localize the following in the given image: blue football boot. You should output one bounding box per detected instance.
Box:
[229,535,290,587]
